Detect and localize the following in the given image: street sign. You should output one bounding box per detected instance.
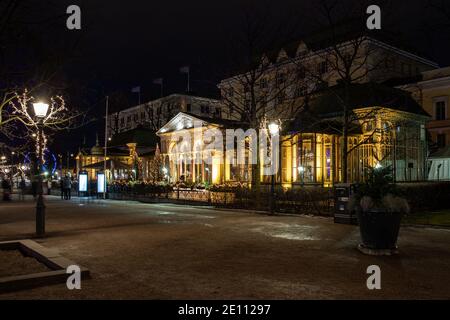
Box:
[79,172,88,192]
[97,172,105,194]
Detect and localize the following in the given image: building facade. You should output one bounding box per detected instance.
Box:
[400,67,450,180]
[108,94,226,138]
[218,36,438,123]
[76,129,158,186]
[158,84,430,188]
[157,34,438,187]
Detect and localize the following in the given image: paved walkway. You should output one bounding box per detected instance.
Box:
[0,196,449,299]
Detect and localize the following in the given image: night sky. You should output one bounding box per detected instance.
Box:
[3,0,450,156]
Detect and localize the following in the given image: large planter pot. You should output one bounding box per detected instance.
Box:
[357,210,402,250]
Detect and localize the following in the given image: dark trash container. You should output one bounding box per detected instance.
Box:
[334,183,358,225]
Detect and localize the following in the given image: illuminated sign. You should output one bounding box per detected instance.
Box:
[79,172,88,192]
[97,173,105,193]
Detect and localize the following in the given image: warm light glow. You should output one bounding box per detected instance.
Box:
[298,166,305,173]
[176,122,184,130]
[212,157,220,184]
[375,162,383,169]
[33,102,49,118]
[268,122,280,136]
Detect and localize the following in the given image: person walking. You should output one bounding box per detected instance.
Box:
[19,178,26,201]
[63,175,72,200]
[47,179,52,195]
[67,177,72,200]
[31,179,37,199]
[60,178,64,200]
[2,177,11,201]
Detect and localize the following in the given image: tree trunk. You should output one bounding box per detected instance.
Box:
[251,127,261,191]
[342,81,350,184]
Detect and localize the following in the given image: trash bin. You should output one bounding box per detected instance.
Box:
[334,183,358,225]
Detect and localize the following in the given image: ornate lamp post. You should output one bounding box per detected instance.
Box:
[33,101,49,237]
[268,122,280,214]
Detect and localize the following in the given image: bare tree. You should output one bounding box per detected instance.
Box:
[218,3,307,188]
[7,89,84,158]
[297,0,401,183]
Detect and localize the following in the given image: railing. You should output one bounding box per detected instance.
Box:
[107,186,334,216]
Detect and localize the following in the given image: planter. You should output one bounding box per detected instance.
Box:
[357,210,402,250]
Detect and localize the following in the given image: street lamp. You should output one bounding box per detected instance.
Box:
[268,122,280,136]
[33,102,49,118]
[268,122,280,214]
[33,101,49,237]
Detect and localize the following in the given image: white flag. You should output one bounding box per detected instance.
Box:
[131,86,141,93]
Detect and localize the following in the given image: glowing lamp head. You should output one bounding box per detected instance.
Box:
[268,122,280,136]
[162,167,168,174]
[33,102,49,118]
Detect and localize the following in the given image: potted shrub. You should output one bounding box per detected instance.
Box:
[349,166,409,255]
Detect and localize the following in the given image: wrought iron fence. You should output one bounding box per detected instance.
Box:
[108,184,334,216]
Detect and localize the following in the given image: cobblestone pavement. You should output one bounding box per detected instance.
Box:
[0,197,449,299]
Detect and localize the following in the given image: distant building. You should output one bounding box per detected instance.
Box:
[76,128,159,186]
[400,67,450,180]
[107,94,226,138]
[218,35,438,123]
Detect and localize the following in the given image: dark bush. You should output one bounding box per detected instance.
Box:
[397,182,450,212]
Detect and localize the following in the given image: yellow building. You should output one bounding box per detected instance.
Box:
[158,84,430,187]
[157,113,246,185]
[218,36,437,123]
[76,128,158,184]
[400,67,450,180]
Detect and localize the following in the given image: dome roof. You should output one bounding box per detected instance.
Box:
[90,145,103,155]
[90,134,104,155]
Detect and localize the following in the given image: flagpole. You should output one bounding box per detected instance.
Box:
[161,81,164,98]
[104,96,109,200]
[187,71,190,93]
